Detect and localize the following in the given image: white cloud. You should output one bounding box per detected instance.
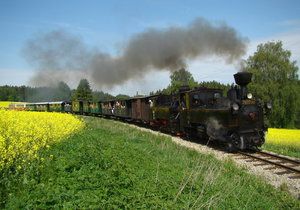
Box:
[248,29,300,66]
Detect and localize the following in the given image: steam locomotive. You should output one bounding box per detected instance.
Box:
[11,72,271,151]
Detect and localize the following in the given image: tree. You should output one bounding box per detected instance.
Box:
[74,79,93,101]
[115,94,130,100]
[165,68,198,93]
[55,81,71,101]
[245,41,299,128]
[198,81,230,95]
[92,91,114,101]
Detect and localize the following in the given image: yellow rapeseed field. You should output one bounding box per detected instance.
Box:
[0,110,84,170]
[0,101,13,108]
[266,128,300,148]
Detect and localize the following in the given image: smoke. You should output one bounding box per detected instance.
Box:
[22,30,91,86]
[206,118,226,141]
[23,17,248,88]
[237,59,248,72]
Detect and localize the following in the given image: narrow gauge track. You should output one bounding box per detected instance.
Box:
[236,150,300,179]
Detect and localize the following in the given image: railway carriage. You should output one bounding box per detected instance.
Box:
[9,103,26,110]
[101,101,115,116]
[131,97,151,123]
[114,99,132,119]
[149,94,173,130]
[72,100,83,114]
[49,101,64,112]
[89,101,102,115]
[36,102,49,112]
[25,103,36,111]
[64,101,72,112]
[83,101,90,114]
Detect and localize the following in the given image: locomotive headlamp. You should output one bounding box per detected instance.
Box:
[232,103,239,111]
[247,93,253,99]
[266,102,272,109]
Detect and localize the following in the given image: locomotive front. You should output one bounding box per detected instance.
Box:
[227,72,271,150]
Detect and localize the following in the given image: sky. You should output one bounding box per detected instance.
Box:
[0,0,300,96]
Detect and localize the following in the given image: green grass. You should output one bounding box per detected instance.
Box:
[262,143,300,158]
[1,116,299,209]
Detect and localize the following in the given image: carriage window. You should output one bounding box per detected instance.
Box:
[155,95,172,106]
[192,93,206,107]
[214,92,221,99]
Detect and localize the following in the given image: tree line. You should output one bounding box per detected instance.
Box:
[0,80,118,103]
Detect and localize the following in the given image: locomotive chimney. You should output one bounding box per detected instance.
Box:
[233,72,252,100]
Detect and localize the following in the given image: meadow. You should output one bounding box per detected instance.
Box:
[1,116,298,209]
[264,128,300,158]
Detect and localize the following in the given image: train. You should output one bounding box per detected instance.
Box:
[10,72,272,151]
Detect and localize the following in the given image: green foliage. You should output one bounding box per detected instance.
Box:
[158,68,198,94]
[245,41,299,128]
[0,85,26,101]
[115,94,130,100]
[1,117,298,209]
[153,70,230,96]
[92,91,115,101]
[55,81,71,101]
[0,82,72,102]
[262,143,300,159]
[198,81,230,95]
[0,82,116,103]
[74,79,93,101]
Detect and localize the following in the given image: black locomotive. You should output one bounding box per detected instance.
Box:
[12,72,271,151]
[149,72,271,151]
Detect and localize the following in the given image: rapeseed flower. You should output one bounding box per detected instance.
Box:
[266,128,300,148]
[0,110,84,170]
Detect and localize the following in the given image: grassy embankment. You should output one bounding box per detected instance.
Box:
[264,128,300,158]
[1,116,298,209]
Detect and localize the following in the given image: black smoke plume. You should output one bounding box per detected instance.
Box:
[23,17,248,88]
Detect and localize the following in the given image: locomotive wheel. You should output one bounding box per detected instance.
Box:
[229,133,241,151]
[226,143,237,153]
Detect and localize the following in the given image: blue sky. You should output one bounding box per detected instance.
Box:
[1,0,300,95]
